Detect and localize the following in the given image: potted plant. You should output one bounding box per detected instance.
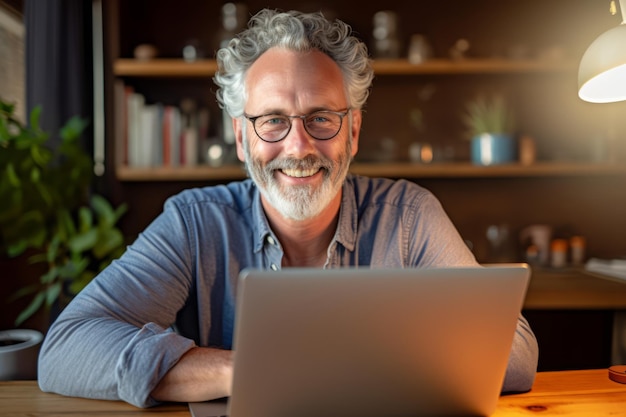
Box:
[462,94,517,165]
[0,98,128,327]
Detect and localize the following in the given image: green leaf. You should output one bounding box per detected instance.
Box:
[29,105,42,132]
[30,166,41,183]
[68,228,99,253]
[34,180,54,207]
[5,163,20,186]
[0,100,15,116]
[90,194,115,225]
[30,144,51,167]
[58,257,88,279]
[9,283,38,301]
[7,240,28,257]
[46,235,61,263]
[15,291,45,326]
[56,209,77,242]
[40,266,59,284]
[114,202,128,220]
[93,228,124,259]
[60,116,89,141]
[0,114,9,142]
[27,252,48,264]
[45,282,62,307]
[78,206,93,233]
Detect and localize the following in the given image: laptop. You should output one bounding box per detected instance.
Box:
[189,264,530,417]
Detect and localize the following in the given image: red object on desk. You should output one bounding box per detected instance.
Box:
[609,365,626,384]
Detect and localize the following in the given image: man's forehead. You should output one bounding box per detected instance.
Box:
[245,48,347,112]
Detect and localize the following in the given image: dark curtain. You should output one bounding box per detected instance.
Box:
[25,0,93,153]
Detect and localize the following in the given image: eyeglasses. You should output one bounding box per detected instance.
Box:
[244,109,350,143]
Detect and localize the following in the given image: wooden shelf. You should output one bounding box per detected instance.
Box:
[113,58,576,78]
[115,162,626,182]
[525,267,626,310]
[115,164,247,181]
[351,162,626,178]
[372,58,576,75]
[114,59,218,77]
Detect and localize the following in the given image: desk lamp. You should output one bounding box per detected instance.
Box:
[578,0,626,103]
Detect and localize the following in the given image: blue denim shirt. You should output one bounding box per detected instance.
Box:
[38,174,538,407]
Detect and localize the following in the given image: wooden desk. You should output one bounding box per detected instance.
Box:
[524,268,626,309]
[494,368,626,415]
[1,369,625,416]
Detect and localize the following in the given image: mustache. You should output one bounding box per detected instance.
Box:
[264,155,334,172]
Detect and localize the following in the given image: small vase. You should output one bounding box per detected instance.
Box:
[470,133,517,165]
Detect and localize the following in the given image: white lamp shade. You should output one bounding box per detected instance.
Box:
[578,23,626,103]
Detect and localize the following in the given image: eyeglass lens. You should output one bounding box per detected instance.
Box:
[253,111,345,142]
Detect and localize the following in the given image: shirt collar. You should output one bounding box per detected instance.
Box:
[334,174,357,251]
[250,182,275,253]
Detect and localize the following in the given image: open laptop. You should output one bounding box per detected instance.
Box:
[189,264,531,417]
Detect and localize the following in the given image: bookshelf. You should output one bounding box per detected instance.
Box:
[112,56,608,182]
[104,0,626,264]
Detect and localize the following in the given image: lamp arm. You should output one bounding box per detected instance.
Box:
[620,0,626,24]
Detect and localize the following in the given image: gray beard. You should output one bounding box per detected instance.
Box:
[243,139,352,221]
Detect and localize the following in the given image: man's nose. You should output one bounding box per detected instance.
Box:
[282,118,316,156]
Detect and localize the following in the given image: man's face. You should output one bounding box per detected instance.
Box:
[234,48,361,221]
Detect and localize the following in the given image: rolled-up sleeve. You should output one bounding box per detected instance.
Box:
[38,198,198,407]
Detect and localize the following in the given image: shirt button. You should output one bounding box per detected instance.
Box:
[270,264,278,271]
[267,236,276,246]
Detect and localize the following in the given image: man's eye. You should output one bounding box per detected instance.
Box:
[264,116,287,126]
[309,114,329,124]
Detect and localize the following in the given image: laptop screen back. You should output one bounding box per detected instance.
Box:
[191,264,530,417]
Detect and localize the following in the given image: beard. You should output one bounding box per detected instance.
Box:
[243,133,353,221]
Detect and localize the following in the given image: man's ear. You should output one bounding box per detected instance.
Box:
[233,116,246,162]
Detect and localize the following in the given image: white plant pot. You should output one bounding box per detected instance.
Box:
[0,329,43,380]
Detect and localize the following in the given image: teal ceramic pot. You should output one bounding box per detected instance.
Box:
[470,133,517,165]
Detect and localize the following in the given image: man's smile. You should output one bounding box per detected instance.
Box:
[280,167,322,178]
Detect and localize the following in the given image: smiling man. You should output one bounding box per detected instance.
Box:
[37,9,538,408]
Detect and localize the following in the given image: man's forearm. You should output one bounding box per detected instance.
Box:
[151,347,234,403]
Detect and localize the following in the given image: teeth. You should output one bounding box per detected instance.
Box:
[282,168,319,178]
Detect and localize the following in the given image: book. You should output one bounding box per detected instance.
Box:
[126,91,145,167]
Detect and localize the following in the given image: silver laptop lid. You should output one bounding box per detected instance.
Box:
[193,264,530,417]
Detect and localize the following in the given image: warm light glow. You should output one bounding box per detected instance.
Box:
[479,134,493,165]
[420,144,433,163]
[578,0,626,103]
[579,63,626,103]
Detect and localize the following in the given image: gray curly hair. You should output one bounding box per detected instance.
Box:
[213,9,374,118]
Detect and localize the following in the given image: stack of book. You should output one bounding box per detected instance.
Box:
[114,80,210,168]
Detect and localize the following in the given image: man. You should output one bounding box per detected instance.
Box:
[38,9,538,408]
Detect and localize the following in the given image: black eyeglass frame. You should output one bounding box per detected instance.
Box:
[243,108,351,143]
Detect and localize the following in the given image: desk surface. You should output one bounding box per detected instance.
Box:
[524,268,626,309]
[1,369,625,416]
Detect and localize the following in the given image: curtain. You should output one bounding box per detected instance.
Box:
[24,0,92,152]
